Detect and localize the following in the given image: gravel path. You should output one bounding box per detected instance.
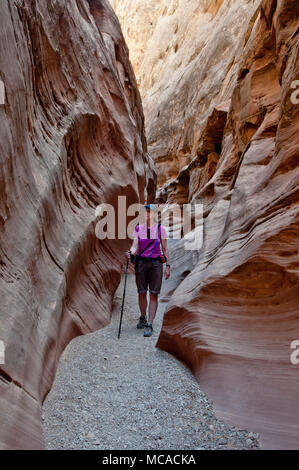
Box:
[42,273,261,450]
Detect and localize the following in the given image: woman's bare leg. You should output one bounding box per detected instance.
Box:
[148,292,158,324]
[138,292,147,317]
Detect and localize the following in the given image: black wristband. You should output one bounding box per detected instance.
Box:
[166,264,170,267]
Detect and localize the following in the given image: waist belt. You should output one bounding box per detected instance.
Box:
[136,255,161,263]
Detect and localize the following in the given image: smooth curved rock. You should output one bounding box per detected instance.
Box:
[111,0,263,187]
[157,0,299,449]
[109,0,162,83]
[0,0,154,449]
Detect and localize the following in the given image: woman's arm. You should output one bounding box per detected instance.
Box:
[125,236,139,259]
[130,237,139,255]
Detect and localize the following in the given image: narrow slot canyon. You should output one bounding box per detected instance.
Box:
[0,0,299,452]
[42,276,260,450]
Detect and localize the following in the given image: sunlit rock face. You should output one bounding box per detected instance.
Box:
[111,0,299,449]
[0,0,154,450]
[156,0,299,450]
[110,0,262,187]
[109,0,161,82]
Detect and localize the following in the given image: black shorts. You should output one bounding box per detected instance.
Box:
[135,257,163,294]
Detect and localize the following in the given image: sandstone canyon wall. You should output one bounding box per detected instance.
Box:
[156,0,299,450]
[111,0,299,449]
[109,0,162,84]
[110,0,263,188]
[0,0,154,449]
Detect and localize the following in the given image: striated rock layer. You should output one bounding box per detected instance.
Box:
[0,0,154,449]
[109,0,162,84]
[110,0,263,187]
[157,0,299,449]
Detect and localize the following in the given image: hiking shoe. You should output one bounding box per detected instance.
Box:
[144,323,153,337]
[137,316,147,329]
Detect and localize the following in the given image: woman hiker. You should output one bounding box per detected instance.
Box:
[125,204,170,337]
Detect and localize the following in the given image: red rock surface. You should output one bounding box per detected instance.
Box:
[0,0,154,449]
[157,0,299,449]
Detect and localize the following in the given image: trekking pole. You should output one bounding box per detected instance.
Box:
[118,258,129,339]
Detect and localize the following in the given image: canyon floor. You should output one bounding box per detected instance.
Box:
[42,273,261,450]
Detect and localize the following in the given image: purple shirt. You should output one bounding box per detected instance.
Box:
[133,223,167,258]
